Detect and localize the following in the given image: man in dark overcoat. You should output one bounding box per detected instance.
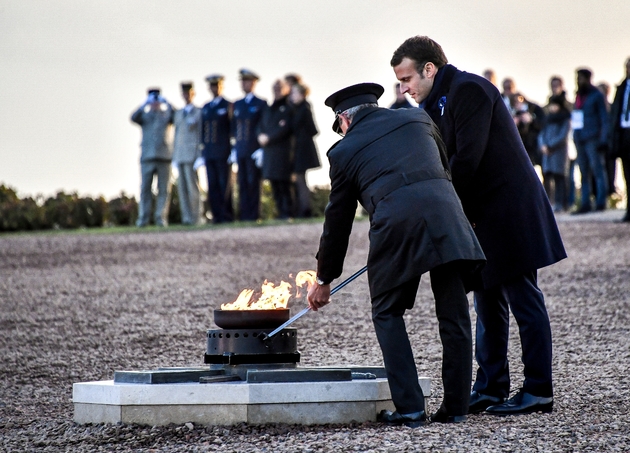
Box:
[258,79,294,219]
[392,36,567,416]
[609,57,630,222]
[200,74,234,223]
[231,69,267,221]
[307,83,486,427]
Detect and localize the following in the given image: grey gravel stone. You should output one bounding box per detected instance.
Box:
[0,217,629,452]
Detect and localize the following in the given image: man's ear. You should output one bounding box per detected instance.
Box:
[425,62,438,80]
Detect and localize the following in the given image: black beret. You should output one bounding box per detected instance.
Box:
[324,82,384,133]
[181,82,194,91]
[147,87,161,95]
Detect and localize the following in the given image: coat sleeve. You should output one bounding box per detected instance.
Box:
[304,105,319,137]
[316,163,359,284]
[130,106,145,125]
[448,81,493,192]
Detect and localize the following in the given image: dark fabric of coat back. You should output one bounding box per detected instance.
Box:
[260,96,294,181]
[422,65,566,289]
[317,106,485,297]
[292,101,321,173]
[200,97,232,161]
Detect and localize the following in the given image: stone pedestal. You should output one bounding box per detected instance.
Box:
[73,368,431,426]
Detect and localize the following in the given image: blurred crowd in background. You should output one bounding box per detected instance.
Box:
[481,58,630,222]
[3,57,629,233]
[131,57,630,228]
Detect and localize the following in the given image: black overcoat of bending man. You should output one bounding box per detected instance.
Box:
[392,36,567,416]
[307,83,486,427]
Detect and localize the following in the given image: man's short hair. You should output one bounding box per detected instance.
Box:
[577,68,592,79]
[390,36,448,73]
[342,103,377,123]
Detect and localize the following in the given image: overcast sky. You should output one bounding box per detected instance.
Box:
[1,0,629,199]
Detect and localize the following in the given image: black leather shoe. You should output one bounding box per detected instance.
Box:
[430,404,467,423]
[468,391,505,414]
[485,389,553,416]
[377,409,426,428]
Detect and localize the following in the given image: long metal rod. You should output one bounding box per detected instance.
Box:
[261,265,368,341]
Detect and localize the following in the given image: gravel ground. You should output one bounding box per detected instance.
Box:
[1,215,629,452]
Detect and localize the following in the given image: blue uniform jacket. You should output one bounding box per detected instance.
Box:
[232,95,267,159]
[200,97,232,161]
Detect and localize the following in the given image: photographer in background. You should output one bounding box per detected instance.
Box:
[130,88,174,227]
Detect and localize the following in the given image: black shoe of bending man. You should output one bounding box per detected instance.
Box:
[468,391,505,414]
[429,403,467,423]
[485,389,553,416]
[377,409,426,428]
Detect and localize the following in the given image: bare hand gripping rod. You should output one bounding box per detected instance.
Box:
[261,265,368,341]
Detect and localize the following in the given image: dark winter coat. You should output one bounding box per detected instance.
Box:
[422,64,566,290]
[609,79,630,158]
[572,85,609,146]
[260,96,294,181]
[539,105,571,176]
[316,106,486,298]
[291,101,321,173]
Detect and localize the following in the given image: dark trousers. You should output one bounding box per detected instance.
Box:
[270,179,294,219]
[619,129,630,218]
[472,270,553,398]
[575,139,608,209]
[543,173,566,210]
[293,172,312,218]
[371,262,472,415]
[205,158,233,223]
[236,157,261,221]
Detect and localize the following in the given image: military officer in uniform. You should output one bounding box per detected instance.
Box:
[130,87,174,227]
[307,83,486,427]
[231,69,267,221]
[201,74,234,223]
[172,82,202,225]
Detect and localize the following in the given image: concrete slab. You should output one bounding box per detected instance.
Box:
[74,403,121,425]
[122,404,248,426]
[248,401,377,425]
[73,375,431,426]
[73,380,250,406]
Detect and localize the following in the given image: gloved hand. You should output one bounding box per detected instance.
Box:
[171,160,178,170]
[251,148,264,169]
[227,149,237,164]
[193,157,205,171]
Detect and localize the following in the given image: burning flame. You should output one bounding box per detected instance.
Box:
[221,270,317,310]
